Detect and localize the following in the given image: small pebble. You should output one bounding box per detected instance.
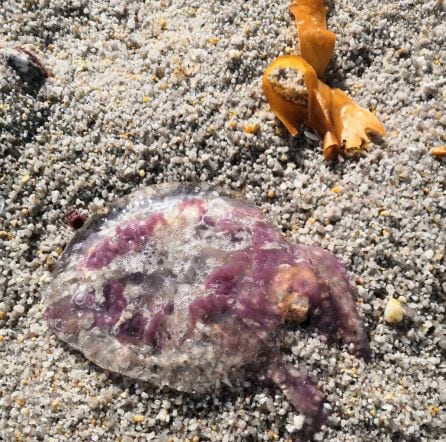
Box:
[431,145,446,157]
[384,298,404,324]
[0,197,5,217]
[132,414,144,423]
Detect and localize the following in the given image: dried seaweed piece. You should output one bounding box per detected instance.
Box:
[307,76,386,160]
[263,55,315,136]
[45,183,370,439]
[263,55,386,159]
[290,0,336,77]
[263,1,386,160]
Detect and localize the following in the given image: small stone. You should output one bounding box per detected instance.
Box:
[13,305,25,315]
[267,189,276,199]
[133,414,144,423]
[244,123,261,134]
[0,231,14,240]
[304,130,320,141]
[431,145,446,157]
[236,419,247,429]
[384,298,404,324]
[267,430,279,440]
[293,414,305,430]
[0,197,5,217]
[228,49,241,60]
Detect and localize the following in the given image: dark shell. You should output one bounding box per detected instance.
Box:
[6,47,49,84]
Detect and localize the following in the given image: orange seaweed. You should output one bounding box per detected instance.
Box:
[290,0,336,77]
[263,55,386,160]
[263,1,386,160]
[262,55,316,136]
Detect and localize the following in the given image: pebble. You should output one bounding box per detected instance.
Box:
[132,414,144,423]
[228,49,242,60]
[384,298,405,324]
[13,305,25,315]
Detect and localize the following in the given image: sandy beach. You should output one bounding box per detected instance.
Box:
[0,0,445,440]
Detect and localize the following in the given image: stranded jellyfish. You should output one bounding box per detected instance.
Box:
[45,183,370,438]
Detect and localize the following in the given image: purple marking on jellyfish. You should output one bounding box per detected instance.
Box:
[94,280,127,327]
[178,197,207,219]
[251,222,295,283]
[266,359,329,439]
[143,310,166,346]
[204,257,247,295]
[117,312,147,345]
[188,294,233,327]
[201,215,216,227]
[215,218,249,241]
[293,244,371,359]
[233,291,279,329]
[85,213,166,270]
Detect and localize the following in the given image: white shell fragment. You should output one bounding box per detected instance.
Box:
[384,298,404,324]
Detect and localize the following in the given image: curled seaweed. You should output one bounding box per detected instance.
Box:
[290,0,336,77]
[263,1,386,160]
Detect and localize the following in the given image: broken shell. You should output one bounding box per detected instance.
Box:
[384,298,404,324]
[5,47,50,83]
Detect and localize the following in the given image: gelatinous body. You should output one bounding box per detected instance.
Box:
[45,183,369,437]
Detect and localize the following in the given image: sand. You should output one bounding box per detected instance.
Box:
[0,0,445,440]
